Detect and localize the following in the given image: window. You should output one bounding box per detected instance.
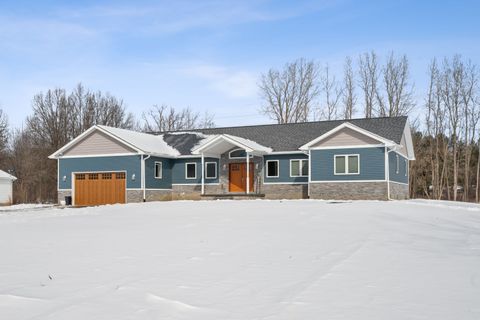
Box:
[102,173,112,180]
[396,155,399,174]
[334,155,359,175]
[185,162,197,179]
[266,160,279,178]
[290,159,308,177]
[154,161,162,179]
[205,162,217,179]
[229,148,252,159]
[116,172,125,180]
[405,159,408,177]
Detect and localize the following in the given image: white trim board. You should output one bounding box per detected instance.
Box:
[57,153,139,159]
[299,122,396,150]
[263,181,308,185]
[310,144,385,150]
[309,179,387,183]
[172,183,220,186]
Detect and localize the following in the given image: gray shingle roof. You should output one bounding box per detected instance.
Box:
[159,116,408,155]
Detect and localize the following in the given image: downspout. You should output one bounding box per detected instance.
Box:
[142,154,151,202]
[307,149,311,198]
[385,145,398,200]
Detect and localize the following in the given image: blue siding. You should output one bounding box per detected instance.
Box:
[145,156,173,189]
[264,153,309,183]
[171,158,219,184]
[311,147,385,181]
[59,155,141,189]
[389,151,409,184]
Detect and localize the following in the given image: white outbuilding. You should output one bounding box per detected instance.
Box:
[0,170,16,205]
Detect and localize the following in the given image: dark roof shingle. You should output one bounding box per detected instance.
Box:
[159,116,407,155]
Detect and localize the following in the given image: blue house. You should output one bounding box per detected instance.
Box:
[49,116,415,206]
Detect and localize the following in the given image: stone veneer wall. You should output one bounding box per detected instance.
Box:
[216,149,264,194]
[309,181,388,200]
[145,189,172,201]
[172,184,223,200]
[57,190,72,204]
[127,190,143,203]
[262,184,308,199]
[389,181,409,200]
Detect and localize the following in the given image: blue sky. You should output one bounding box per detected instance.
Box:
[0,0,479,128]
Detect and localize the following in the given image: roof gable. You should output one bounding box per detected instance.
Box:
[63,130,136,156]
[299,122,395,150]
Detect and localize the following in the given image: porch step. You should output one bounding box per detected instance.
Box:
[201,193,265,200]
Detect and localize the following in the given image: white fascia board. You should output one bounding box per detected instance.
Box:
[48,126,98,159]
[192,134,254,154]
[95,126,145,155]
[403,120,416,160]
[49,125,144,159]
[299,122,395,150]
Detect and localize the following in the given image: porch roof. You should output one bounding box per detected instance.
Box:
[191,134,272,156]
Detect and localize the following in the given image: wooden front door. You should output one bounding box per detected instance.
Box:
[229,163,254,193]
[74,172,126,206]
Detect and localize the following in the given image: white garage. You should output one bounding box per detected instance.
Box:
[0,170,16,206]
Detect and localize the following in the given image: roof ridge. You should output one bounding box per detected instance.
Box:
[156,115,407,134]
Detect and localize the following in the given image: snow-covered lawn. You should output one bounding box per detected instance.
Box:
[1,200,479,319]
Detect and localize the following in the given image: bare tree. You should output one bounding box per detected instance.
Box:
[358,51,380,118]
[259,58,320,124]
[142,105,215,132]
[342,56,356,119]
[441,56,465,201]
[319,64,343,120]
[378,53,415,116]
[0,108,8,156]
[459,60,478,200]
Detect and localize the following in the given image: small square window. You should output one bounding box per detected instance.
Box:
[186,163,197,179]
[205,162,217,179]
[154,162,162,179]
[266,160,279,178]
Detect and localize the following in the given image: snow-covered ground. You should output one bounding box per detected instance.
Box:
[1,200,479,319]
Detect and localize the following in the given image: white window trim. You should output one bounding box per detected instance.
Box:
[185,162,197,179]
[205,162,217,179]
[290,159,308,177]
[265,160,279,178]
[334,154,360,175]
[229,148,253,159]
[154,161,163,179]
[405,159,408,177]
[396,154,399,174]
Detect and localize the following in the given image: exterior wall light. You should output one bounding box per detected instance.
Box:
[63,175,67,182]
[131,174,136,181]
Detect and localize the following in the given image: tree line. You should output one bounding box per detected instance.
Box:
[259,52,480,202]
[0,84,215,203]
[0,51,479,203]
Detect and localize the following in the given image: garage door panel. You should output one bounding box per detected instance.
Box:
[74,172,126,206]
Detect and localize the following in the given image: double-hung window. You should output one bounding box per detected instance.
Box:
[205,162,217,179]
[334,155,359,175]
[266,160,279,178]
[290,159,308,177]
[154,161,162,179]
[185,162,197,179]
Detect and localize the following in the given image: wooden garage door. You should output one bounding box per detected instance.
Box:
[74,172,126,206]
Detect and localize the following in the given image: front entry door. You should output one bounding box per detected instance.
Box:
[229,163,254,193]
